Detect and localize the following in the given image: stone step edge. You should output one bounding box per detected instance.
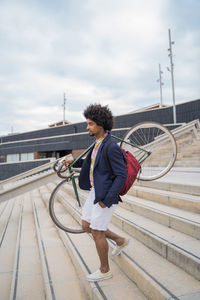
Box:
[130,184,200,201]
[34,189,90,300]
[39,185,110,300]
[32,198,55,300]
[128,186,200,213]
[58,228,174,300]
[58,229,118,300]
[124,195,200,221]
[45,182,200,281]
[8,198,23,300]
[77,185,200,238]
[108,239,181,300]
[43,184,199,299]
[112,211,200,281]
[41,184,178,299]
[120,197,200,239]
[57,221,200,300]
[107,223,200,300]
[134,180,200,196]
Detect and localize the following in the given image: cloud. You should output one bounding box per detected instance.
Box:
[0,0,200,136]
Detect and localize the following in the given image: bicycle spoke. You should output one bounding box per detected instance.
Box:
[121,122,177,181]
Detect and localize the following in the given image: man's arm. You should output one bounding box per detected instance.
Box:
[63,158,83,168]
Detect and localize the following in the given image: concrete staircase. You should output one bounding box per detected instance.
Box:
[174,126,200,167]
[139,123,200,168]
[0,120,200,299]
[1,176,200,300]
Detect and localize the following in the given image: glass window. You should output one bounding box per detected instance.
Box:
[7,154,20,162]
[0,155,5,163]
[21,152,34,161]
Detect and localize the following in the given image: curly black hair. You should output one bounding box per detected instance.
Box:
[83,104,113,131]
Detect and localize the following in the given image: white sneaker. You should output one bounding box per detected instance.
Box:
[112,239,129,257]
[86,269,112,282]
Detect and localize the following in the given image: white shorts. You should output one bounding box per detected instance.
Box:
[81,188,117,231]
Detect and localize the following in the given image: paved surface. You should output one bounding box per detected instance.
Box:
[156,167,200,186]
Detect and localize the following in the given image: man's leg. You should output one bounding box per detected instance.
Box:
[82,221,125,246]
[82,221,110,273]
[105,229,125,246]
[82,221,125,273]
[82,220,91,232]
[91,229,109,273]
[81,188,125,246]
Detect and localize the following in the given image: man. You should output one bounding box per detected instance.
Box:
[64,104,129,282]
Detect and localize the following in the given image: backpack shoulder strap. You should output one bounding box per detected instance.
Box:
[104,140,116,180]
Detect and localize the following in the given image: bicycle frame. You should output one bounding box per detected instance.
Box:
[65,134,151,207]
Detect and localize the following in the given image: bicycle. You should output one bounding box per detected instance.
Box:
[49,121,177,234]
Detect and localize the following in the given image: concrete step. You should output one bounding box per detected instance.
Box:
[0,197,22,300]
[176,131,200,142]
[175,156,200,160]
[62,181,200,238]
[0,191,88,300]
[1,169,200,300]
[82,187,200,280]
[134,176,200,196]
[177,139,200,148]
[112,205,200,281]
[58,231,147,300]
[176,134,200,142]
[177,152,200,158]
[44,182,200,281]
[173,133,200,167]
[108,223,200,300]
[31,189,86,300]
[128,184,200,213]
[9,193,45,300]
[177,150,200,157]
[42,182,200,299]
[120,195,200,239]
[40,185,148,300]
[178,145,200,151]
[174,161,200,167]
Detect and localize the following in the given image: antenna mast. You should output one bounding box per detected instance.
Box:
[62,93,66,124]
[157,63,164,107]
[167,28,176,123]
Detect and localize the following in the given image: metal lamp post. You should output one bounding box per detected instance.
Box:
[157,63,164,107]
[62,93,67,124]
[167,28,177,124]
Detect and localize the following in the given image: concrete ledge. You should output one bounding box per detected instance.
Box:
[120,197,200,239]
[111,212,200,281]
[128,185,200,213]
[0,170,57,203]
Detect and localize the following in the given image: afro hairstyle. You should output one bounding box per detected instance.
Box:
[83,104,113,131]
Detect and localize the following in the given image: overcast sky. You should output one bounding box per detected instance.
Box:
[0,0,199,136]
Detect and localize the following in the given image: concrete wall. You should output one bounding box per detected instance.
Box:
[0,159,51,181]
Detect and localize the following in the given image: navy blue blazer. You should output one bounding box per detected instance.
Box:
[74,132,127,208]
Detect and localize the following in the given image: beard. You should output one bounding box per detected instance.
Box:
[89,132,94,136]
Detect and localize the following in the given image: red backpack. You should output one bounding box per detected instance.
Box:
[104,141,141,196]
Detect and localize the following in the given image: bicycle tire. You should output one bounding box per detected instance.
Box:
[120,121,177,181]
[49,177,85,233]
[53,161,70,179]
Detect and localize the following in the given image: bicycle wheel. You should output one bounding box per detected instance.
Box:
[53,161,71,179]
[120,122,177,181]
[49,176,85,233]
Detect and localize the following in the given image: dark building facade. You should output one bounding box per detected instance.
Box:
[0,99,200,180]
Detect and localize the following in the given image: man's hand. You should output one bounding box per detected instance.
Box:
[62,159,74,168]
[99,201,106,208]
